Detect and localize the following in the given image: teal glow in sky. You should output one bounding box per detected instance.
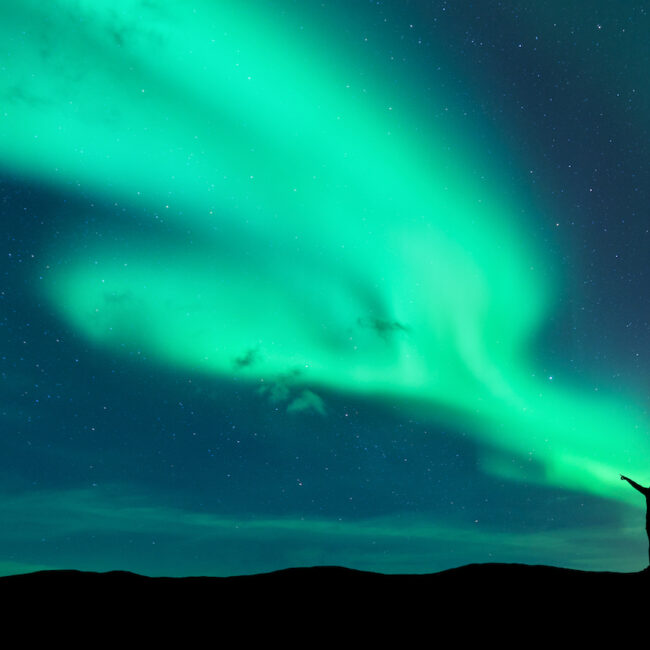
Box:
[1,1,649,576]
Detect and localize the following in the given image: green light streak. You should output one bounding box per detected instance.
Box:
[2,1,647,505]
[1,487,643,575]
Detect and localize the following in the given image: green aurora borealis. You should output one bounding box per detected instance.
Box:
[1,1,648,575]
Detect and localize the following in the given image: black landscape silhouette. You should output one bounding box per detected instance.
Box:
[3,562,647,637]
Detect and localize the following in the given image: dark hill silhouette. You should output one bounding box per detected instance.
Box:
[2,562,647,636]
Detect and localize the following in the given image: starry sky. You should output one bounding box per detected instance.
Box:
[1,1,648,577]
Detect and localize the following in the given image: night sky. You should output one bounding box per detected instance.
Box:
[1,1,648,577]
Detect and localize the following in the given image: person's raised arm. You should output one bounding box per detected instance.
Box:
[620,475,649,495]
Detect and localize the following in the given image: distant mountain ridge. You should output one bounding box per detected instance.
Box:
[2,563,646,636]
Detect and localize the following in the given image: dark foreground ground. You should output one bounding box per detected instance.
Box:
[2,563,646,639]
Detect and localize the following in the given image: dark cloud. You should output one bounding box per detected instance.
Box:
[357,317,410,341]
[233,348,259,370]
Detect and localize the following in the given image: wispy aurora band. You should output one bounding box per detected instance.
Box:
[2,1,647,506]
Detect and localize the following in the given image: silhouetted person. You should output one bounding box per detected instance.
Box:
[620,474,650,566]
